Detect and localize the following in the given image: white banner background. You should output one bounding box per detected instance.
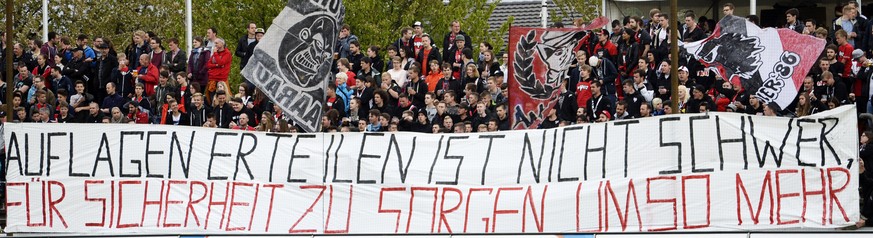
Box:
[3,106,860,234]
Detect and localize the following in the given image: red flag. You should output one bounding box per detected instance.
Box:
[508,16,609,130]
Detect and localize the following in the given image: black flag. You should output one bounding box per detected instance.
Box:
[242,0,345,132]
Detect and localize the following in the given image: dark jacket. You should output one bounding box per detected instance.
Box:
[236,35,256,69]
[442,31,472,61]
[586,94,612,122]
[187,48,210,86]
[595,58,619,96]
[403,79,428,109]
[125,43,150,69]
[556,91,578,122]
[164,111,190,125]
[416,47,442,76]
[111,68,135,98]
[167,49,188,75]
[96,54,118,91]
[62,58,89,84]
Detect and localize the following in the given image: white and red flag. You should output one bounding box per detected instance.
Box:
[683,15,826,110]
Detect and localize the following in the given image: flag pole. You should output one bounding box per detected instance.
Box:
[669,0,679,113]
[6,0,13,122]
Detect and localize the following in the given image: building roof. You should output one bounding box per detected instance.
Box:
[488,0,585,51]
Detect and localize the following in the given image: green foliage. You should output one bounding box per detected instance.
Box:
[344,0,510,58]
[3,0,509,89]
[552,0,601,22]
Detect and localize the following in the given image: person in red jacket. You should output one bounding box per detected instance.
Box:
[592,29,618,63]
[135,54,159,96]
[207,38,232,97]
[126,101,149,124]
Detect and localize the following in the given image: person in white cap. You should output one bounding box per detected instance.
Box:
[677,66,695,88]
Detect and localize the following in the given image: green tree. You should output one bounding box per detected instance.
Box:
[344,0,510,59]
[552,0,601,23]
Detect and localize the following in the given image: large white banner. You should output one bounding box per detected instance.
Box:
[3,106,860,234]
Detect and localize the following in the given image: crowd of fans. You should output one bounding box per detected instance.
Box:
[0,1,872,228]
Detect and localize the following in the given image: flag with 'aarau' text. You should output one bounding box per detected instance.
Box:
[242,0,345,132]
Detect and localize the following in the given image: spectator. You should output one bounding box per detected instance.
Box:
[81,101,104,123]
[393,27,414,54]
[258,111,276,132]
[109,107,130,123]
[28,89,54,118]
[617,28,641,79]
[211,90,232,128]
[478,50,500,80]
[204,27,219,52]
[417,34,441,76]
[32,54,51,82]
[784,8,803,34]
[243,28,265,73]
[833,4,861,48]
[652,14,670,64]
[206,38,232,95]
[163,99,188,125]
[187,93,209,127]
[125,31,150,69]
[682,13,705,43]
[100,82,126,114]
[435,63,462,99]
[387,56,408,87]
[442,20,472,64]
[134,54,159,96]
[188,36,210,86]
[94,42,117,100]
[42,32,59,68]
[337,58,356,87]
[62,47,89,87]
[230,111,255,131]
[365,45,384,73]
[445,35,469,78]
[822,71,849,104]
[836,30,855,77]
[110,53,134,97]
[596,110,611,122]
[586,81,612,122]
[76,34,97,68]
[412,21,426,55]
[49,66,73,96]
[55,101,76,123]
[365,109,382,132]
[614,101,631,120]
[236,22,257,70]
[722,3,734,16]
[622,80,646,117]
[358,57,381,86]
[398,46,416,70]
[126,101,146,124]
[639,102,653,118]
[593,29,618,62]
[336,24,358,60]
[804,18,817,35]
[27,76,55,106]
[154,71,176,115]
[554,82,577,122]
[424,60,443,93]
[348,41,365,73]
[404,66,428,109]
[589,55,619,98]
[166,38,187,77]
[326,83,346,118]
